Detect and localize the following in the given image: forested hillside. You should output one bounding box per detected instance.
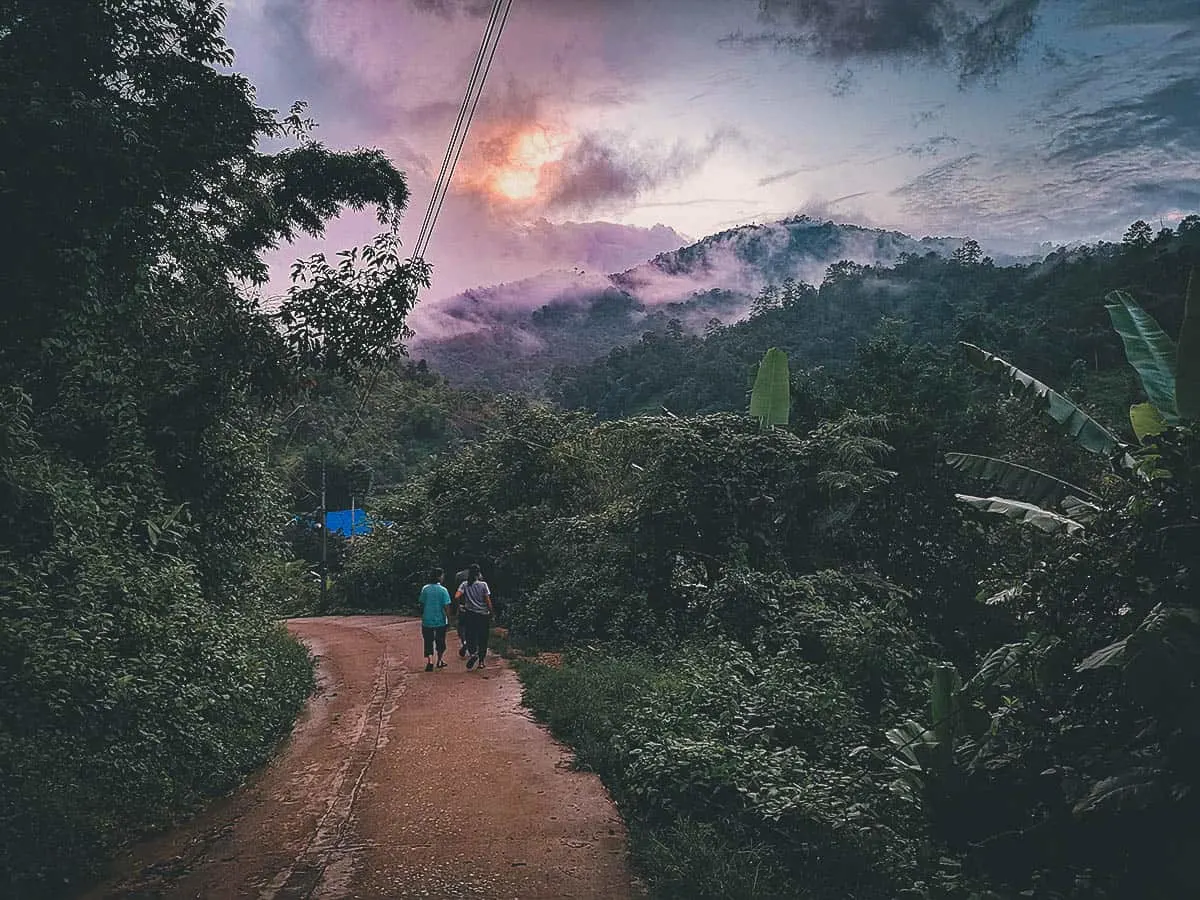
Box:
[411,217,991,393]
[551,225,1200,425]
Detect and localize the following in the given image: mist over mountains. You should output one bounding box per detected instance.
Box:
[411,215,1031,392]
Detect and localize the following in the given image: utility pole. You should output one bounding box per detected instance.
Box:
[348,491,356,608]
[319,459,328,610]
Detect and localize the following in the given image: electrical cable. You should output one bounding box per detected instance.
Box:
[411,0,506,257]
[414,0,513,261]
[334,0,515,466]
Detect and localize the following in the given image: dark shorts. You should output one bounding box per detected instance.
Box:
[462,609,491,659]
[422,625,448,657]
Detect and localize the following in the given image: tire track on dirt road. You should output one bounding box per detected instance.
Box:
[80,616,641,900]
[259,632,399,899]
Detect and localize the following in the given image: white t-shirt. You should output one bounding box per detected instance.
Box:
[458,580,491,614]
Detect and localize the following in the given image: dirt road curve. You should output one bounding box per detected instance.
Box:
[83,616,641,900]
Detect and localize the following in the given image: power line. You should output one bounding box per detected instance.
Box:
[414,0,514,261]
[335,0,513,463]
[412,0,505,257]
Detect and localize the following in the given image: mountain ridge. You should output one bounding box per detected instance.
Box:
[412,215,1037,393]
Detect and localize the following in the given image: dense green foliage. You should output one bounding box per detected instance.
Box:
[347,224,1200,897]
[550,224,1200,426]
[350,393,987,895]
[0,2,424,892]
[271,360,500,604]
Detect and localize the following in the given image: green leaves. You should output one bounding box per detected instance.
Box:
[749,347,790,429]
[944,452,1096,507]
[959,342,1124,457]
[1076,636,1128,671]
[1106,276,1200,427]
[963,640,1033,694]
[955,494,1086,535]
[1129,402,1168,442]
[1106,291,1179,422]
[279,234,430,375]
[1073,769,1163,817]
[1077,603,1200,676]
[945,454,1099,532]
[1177,270,1200,421]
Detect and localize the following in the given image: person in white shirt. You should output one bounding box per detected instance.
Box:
[454,563,493,670]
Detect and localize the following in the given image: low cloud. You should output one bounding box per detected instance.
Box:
[538,130,737,214]
[757,167,804,187]
[412,209,691,298]
[407,218,689,340]
[520,219,689,272]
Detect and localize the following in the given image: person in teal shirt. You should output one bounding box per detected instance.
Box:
[419,568,452,672]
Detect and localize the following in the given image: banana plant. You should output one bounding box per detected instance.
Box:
[947,269,1199,534]
[945,452,1099,508]
[948,343,1122,534]
[877,663,988,804]
[958,342,1125,458]
[953,493,1088,535]
[1107,270,1200,440]
[749,347,790,430]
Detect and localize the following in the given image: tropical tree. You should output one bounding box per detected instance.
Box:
[888,275,1200,896]
[952,238,983,265]
[947,273,1198,534]
[0,1,427,891]
[749,347,791,429]
[1108,273,1200,439]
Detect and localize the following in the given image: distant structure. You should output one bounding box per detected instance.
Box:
[322,509,374,538]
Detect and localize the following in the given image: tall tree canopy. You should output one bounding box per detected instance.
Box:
[0,1,426,892]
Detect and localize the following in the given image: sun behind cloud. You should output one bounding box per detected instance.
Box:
[486,127,571,203]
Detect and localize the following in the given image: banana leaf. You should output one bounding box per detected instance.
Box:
[956,493,1086,535]
[960,342,1124,458]
[963,640,1032,695]
[1077,636,1128,671]
[1105,290,1179,422]
[1177,270,1200,421]
[1129,401,1168,442]
[945,452,1097,506]
[1061,494,1101,524]
[749,347,790,429]
[1073,768,1163,817]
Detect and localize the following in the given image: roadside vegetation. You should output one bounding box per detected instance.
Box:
[0,3,426,893]
[348,232,1200,898]
[4,3,1199,898]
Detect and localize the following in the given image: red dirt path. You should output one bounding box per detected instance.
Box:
[82,616,642,899]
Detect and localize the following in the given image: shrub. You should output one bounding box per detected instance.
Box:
[517,570,935,899]
[0,426,314,893]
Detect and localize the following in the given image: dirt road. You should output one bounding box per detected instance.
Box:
[84,616,641,900]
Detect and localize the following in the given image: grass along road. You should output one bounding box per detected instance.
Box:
[81,616,641,900]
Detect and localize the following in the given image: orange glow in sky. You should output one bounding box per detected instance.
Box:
[490,128,569,202]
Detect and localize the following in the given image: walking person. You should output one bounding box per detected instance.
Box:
[455,564,493,670]
[454,566,470,658]
[419,567,452,672]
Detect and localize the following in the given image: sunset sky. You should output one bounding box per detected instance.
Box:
[224,0,1200,303]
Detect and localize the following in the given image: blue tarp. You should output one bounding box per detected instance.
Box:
[324,508,373,537]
